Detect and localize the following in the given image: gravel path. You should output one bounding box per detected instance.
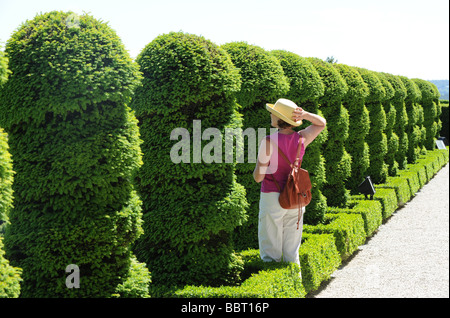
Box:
[311,164,449,298]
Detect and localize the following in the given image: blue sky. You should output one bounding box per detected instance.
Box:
[1,0,448,80]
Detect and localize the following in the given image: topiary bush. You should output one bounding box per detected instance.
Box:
[399,76,423,163]
[0,11,149,297]
[308,58,350,208]
[356,68,388,184]
[383,73,408,171]
[221,42,289,249]
[412,79,440,150]
[376,72,398,176]
[271,50,327,225]
[131,32,248,289]
[333,63,370,194]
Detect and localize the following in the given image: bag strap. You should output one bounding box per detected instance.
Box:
[266,134,304,168]
[265,134,304,191]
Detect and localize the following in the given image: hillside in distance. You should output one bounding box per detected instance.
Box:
[429,80,449,100]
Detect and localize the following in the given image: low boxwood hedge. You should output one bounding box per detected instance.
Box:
[303,213,366,261]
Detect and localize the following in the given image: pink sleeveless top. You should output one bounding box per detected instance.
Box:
[261,132,305,193]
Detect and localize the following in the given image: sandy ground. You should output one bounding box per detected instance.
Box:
[311,163,449,298]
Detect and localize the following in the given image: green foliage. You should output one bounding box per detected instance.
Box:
[0,129,13,229]
[412,79,440,150]
[0,48,11,88]
[304,213,366,260]
[131,32,248,288]
[299,233,341,292]
[383,73,409,170]
[0,237,22,298]
[357,68,388,183]
[329,199,383,238]
[308,58,350,207]
[440,100,449,141]
[377,72,399,176]
[221,42,289,108]
[333,64,371,193]
[400,76,423,163]
[0,11,148,297]
[175,262,305,298]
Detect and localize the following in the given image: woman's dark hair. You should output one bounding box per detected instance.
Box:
[277,119,292,129]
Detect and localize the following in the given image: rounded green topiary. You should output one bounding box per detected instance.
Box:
[377,72,398,176]
[0,11,149,297]
[412,79,440,150]
[356,68,388,184]
[333,63,370,193]
[399,76,422,163]
[131,32,248,288]
[382,73,408,171]
[308,58,350,208]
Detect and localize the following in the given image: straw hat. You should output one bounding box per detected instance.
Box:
[266,98,302,127]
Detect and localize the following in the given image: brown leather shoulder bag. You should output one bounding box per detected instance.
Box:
[266,135,312,229]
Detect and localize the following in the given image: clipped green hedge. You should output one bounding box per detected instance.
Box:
[299,233,341,293]
[440,100,449,140]
[400,76,423,163]
[175,254,305,298]
[308,58,350,208]
[131,32,248,288]
[333,63,370,193]
[303,213,365,260]
[357,68,388,184]
[329,199,383,238]
[0,11,148,297]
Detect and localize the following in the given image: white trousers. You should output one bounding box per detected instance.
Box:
[258,192,305,266]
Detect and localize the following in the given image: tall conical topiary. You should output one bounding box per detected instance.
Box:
[356,68,388,184]
[382,73,408,171]
[131,32,248,288]
[399,76,422,163]
[412,79,440,150]
[271,50,327,225]
[0,11,149,297]
[376,72,398,176]
[221,42,289,249]
[308,58,350,208]
[333,64,370,193]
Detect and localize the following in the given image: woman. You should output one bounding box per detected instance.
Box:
[253,98,326,266]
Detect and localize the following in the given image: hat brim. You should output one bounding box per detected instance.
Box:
[266,104,302,127]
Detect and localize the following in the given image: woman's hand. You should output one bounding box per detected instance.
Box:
[292,107,307,123]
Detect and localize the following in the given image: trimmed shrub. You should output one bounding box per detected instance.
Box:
[131,32,248,288]
[329,199,383,238]
[383,73,409,170]
[221,42,290,249]
[271,50,327,225]
[308,58,350,208]
[0,237,22,298]
[376,72,398,176]
[440,100,449,141]
[356,68,389,184]
[0,11,148,297]
[299,233,341,293]
[412,79,440,150]
[304,213,365,260]
[333,64,370,193]
[175,262,305,298]
[399,76,423,163]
